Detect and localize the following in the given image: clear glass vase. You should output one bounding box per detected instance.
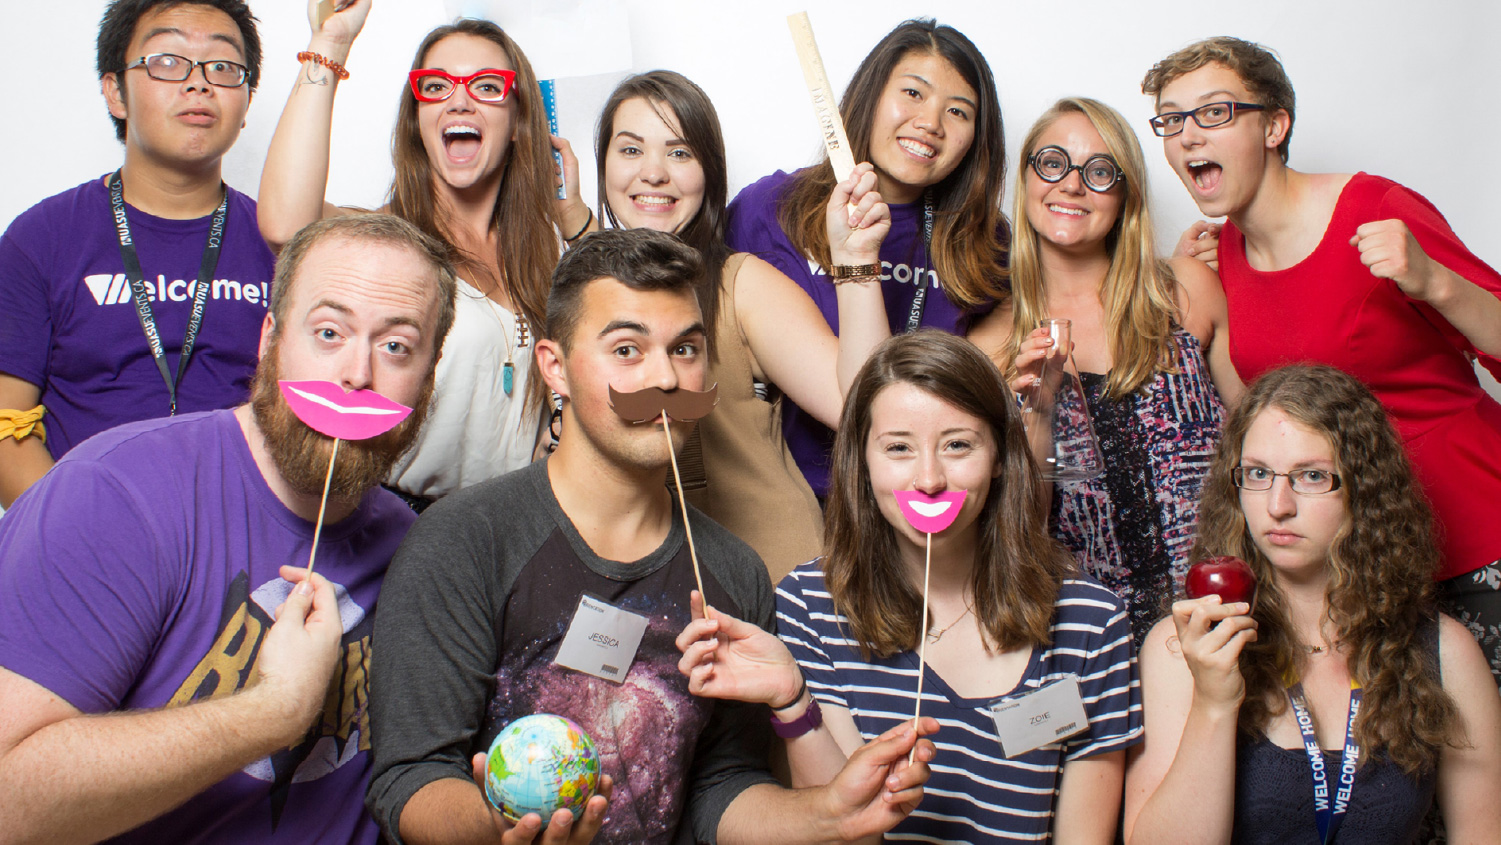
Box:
[1020,319,1105,483]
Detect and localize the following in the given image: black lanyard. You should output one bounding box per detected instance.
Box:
[1287,679,1362,844]
[109,170,227,415]
[903,189,934,334]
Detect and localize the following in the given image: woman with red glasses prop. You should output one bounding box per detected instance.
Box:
[722,18,1009,502]
[1142,37,1501,684]
[969,98,1241,646]
[548,70,893,581]
[1124,364,1501,844]
[675,330,1142,843]
[259,1,572,510]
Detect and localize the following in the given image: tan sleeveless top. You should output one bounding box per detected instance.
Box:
[684,253,825,584]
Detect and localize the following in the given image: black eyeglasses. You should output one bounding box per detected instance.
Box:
[1149,102,1264,137]
[1232,466,1342,495]
[1027,146,1124,192]
[124,53,250,88]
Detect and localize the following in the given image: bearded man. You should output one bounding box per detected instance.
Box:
[0,213,455,845]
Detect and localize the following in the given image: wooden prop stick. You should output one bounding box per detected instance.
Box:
[662,417,708,613]
[910,532,932,762]
[313,0,337,30]
[787,12,857,185]
[305,438,341,579]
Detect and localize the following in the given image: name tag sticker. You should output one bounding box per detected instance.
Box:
[987,676,1089,758]
[554,594,649,683]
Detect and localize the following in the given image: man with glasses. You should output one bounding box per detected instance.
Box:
[0,0,272,508]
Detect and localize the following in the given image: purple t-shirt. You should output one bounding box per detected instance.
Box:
[725,169,985,495]
[0,409,415,844]
[0,176,275,459]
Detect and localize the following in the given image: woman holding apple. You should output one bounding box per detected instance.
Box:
[1123,364,1501,844]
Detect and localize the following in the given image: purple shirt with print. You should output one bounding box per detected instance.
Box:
[0,176,274,458]
[726,169,987,496]
[0,409,414,844]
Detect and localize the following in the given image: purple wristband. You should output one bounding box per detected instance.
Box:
[770,695,823,739]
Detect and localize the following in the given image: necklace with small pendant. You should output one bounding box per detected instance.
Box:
[484,296,529,396]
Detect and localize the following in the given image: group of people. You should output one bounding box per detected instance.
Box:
[0,0,1498,843]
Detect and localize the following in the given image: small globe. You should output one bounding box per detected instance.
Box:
[484,714,601,826]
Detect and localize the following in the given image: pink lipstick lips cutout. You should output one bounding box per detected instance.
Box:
[894,490,968,534]
[278,380,413,441]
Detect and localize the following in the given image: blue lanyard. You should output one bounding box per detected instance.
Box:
[1286,679,1362,844]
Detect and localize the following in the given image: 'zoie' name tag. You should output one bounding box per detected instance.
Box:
[987,676,1089,758]
[554,594,648,683]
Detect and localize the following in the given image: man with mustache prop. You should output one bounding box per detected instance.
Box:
[368,228,933,845]
[0,214,456,844]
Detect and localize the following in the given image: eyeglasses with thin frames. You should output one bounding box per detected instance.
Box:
[408,69,516,104]
[1232,466,1342,495]
[124,53,250,88]
[1149,102,1265,137]
[1027,146,1124,192]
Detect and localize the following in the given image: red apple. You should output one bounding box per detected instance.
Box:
[1185,555,1258,607]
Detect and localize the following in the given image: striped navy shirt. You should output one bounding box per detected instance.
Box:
[777,561,1143,843]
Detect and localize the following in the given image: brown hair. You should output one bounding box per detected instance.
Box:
[387,19,558,406]
[543,228,706,353]
[774,19,1008,313]
[268,214,458,355]
[1190,364,1458,774]
[594,71,728,352]
[1002,98,1179,399]
[1141,37,1296,163]
[823,330,1074,657]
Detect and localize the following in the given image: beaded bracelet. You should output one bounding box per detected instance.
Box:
[297,51,349,81]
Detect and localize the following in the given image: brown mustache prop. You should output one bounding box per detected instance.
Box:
[609,384,719,423]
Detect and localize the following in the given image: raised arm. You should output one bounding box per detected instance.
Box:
[257,0,373,251]
[736,164,892,427]
[1123,599,1256,845]
[0,567,342,844]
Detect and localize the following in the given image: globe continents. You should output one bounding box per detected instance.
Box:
[484,714,601,826]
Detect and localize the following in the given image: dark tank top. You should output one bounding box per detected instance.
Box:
[1231,618,1440,844]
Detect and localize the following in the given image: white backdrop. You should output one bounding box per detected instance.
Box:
[3,0,1499,390]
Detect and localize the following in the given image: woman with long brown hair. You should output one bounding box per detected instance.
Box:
[259,2,575,506]
[553,70,891,579]
[969,97,1241,644]
[725,18,1009,501]
[1124,365,1501,843]
[677,330,1141,842]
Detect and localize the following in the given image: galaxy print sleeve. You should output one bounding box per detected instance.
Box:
[1057,579,1143,761]
[365,485,524,843]
[685,507,781,844]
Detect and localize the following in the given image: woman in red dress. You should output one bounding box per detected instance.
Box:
[1140,37,1501,683]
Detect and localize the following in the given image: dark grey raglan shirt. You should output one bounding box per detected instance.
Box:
[366,458,777,844]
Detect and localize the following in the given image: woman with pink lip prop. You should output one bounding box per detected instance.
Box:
[259,1,574,509]
[1124,364,1501,844]
[551,70,893,581]
[969,97,1241,646]
[725,18,1009,503]
[1142,38,1501,683]
[676,331,1141,843]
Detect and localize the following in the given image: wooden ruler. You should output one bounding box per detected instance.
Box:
[787,12,856,184]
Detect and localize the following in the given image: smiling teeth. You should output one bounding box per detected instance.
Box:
[1048,205,1085,216]
[634,196,674,206]
[909,500,953,517]
[443,126,480,138]
[898,139,935,159]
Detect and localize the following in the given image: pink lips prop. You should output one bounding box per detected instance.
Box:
[894,490,968,534]
[278,380,413,441]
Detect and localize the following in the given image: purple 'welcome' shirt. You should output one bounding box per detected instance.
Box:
[0,176,274,458]
[726,169,989,496]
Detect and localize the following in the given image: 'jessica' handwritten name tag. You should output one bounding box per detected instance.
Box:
[987,676,1089,758]
[555,594,649,684]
